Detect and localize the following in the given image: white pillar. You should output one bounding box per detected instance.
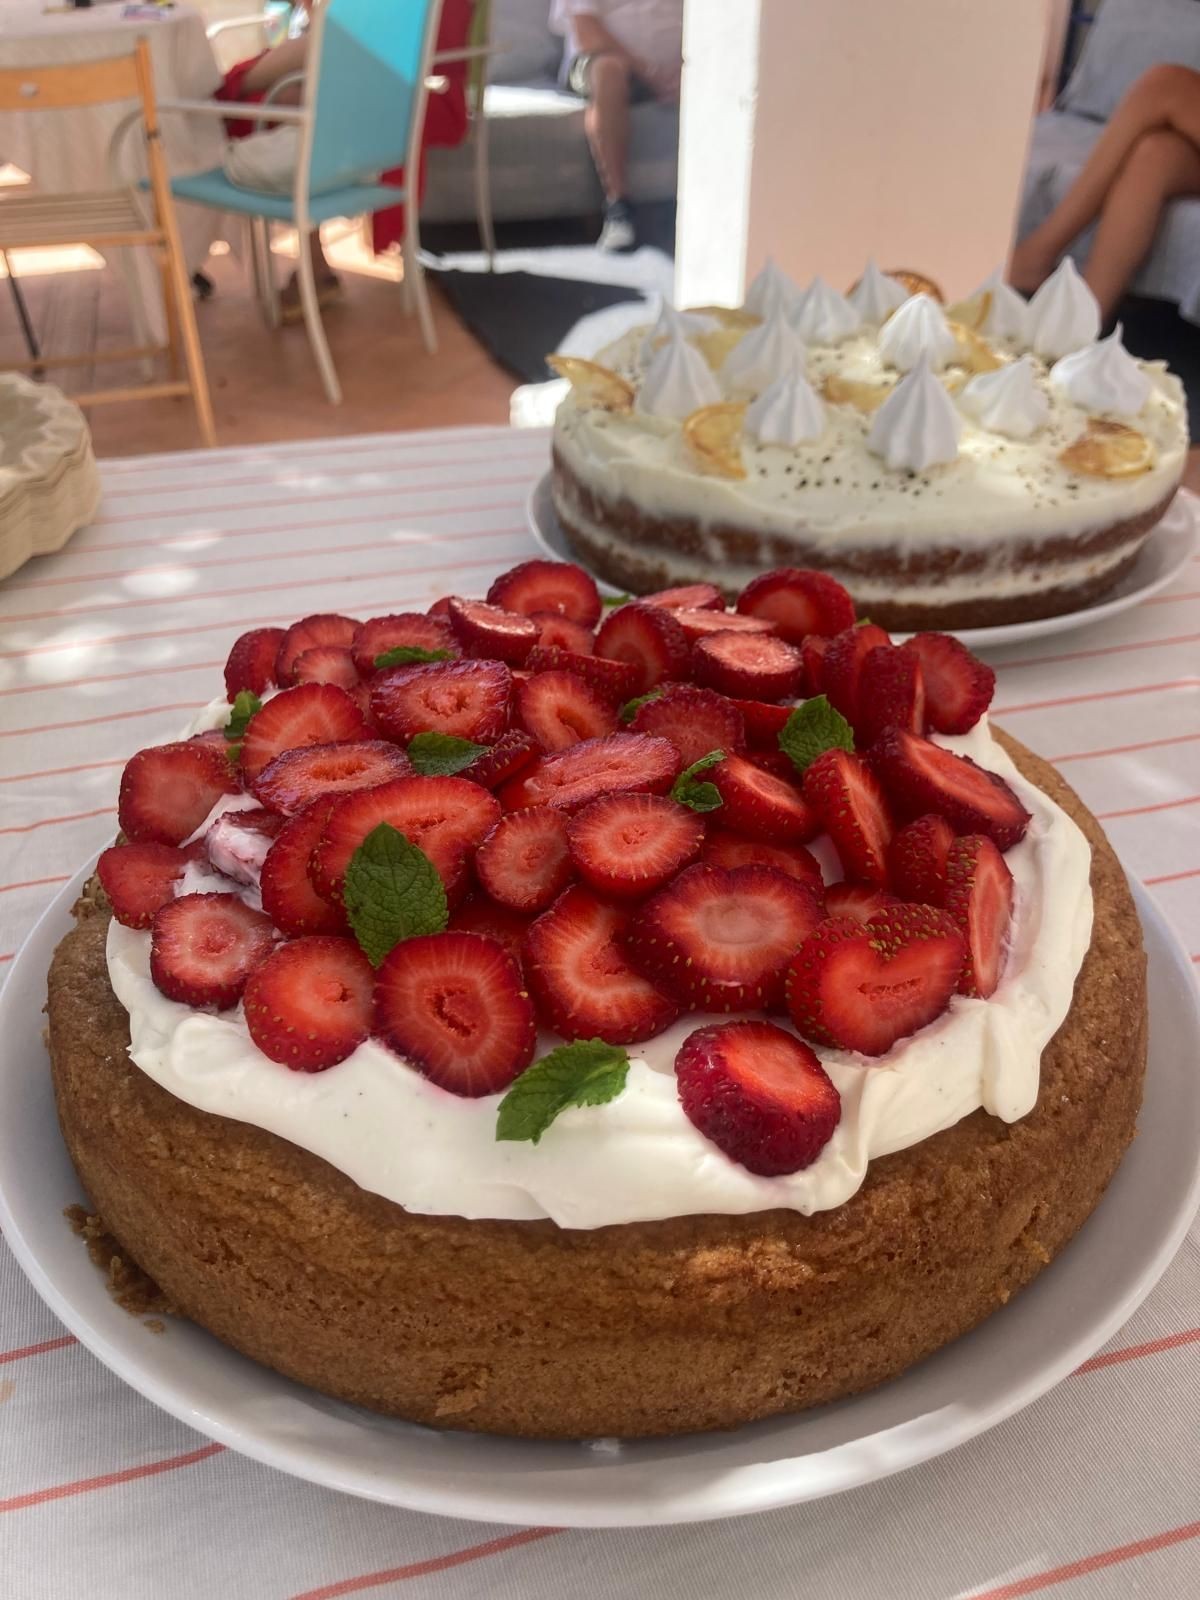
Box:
[676,0,1049,308]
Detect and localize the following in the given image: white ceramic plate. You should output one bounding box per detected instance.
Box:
[2,863,1198,1528]
[525,473,1199,651]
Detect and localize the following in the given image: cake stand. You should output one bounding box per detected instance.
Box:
[0,373,101,581]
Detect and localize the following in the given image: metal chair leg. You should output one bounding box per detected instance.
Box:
[4,252,41,369]
[403,203,438,356]
[472,111,496,269]
[297,227,342,404]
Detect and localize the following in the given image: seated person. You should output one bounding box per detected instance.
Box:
[551,0,683,251]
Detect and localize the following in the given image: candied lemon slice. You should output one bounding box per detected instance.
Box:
[691,326,746,371]
[1059,419,1154,478]
[547,355,635,412]
[887,269,945,303]
[683,402,747,478]
[685,304,762,331]
[948,321,1004,374]
[945,288,992,332]
[821,373,894,412]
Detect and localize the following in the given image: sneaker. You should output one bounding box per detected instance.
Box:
[598,200,636,253]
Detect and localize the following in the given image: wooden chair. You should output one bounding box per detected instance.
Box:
[0,43,216,447]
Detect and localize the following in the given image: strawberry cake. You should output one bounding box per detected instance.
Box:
[548,258,1188,630]
[46,566,1146,1437]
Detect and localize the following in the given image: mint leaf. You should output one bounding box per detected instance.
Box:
[343,823,448,966]
[496,1039,630,1143]
[669,748,726,813]
[778,695,854,775]
[407,731,488,777]
[619,687,663,725]
[374,645,453,670]
[223,689,262,743]
[602,593,631,608]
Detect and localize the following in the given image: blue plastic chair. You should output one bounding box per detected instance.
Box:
[156,0,443,404]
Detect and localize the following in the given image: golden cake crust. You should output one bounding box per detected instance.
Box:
[46,734,1147,1438]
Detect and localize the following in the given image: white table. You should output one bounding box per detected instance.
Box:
[0,427,1198,1598]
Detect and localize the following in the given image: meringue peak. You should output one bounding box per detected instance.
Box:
[742,258,803,321]
[745,360,826,446]
[637,331,722,420]
[960,355,1050,439]
[1049,322,1151,417]
[1027,257,1100,361]
[867,355,962,470]
[849,258,910,324]
[792,275,862,345]
[721,307,808,395]
[878,293,958,372]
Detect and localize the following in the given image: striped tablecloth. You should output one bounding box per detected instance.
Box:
[1,427,1197,1600]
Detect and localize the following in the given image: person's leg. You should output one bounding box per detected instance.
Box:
[584,53,633,205]
[1082,128,1200,319]
[1012,63,1200,289]
[240,35,308,96]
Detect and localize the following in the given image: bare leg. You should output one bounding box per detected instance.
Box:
[240,36,308,95]
[584,53,632,203]
[1083,129,1200,319]
[1012,63,1200,289]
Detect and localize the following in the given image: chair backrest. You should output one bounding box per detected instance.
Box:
[0,51,143,113]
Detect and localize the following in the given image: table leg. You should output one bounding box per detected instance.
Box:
[4,252,41,370]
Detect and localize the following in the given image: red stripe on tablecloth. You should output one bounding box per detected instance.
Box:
[1,759,123,785]
[1051,731,1200,763]
[1095,793,1200,821]
[1145,588,1200,605]
[0,1334,76,1366]
[0,1442,225,1515]
[1,704,205,739]
[1000,632,1200,671]
[289,1528,562,1600]
[965,1518,1200,1599]
[0,659,223,698]
[1076,1326,1200,1374]
[96,429,534,478]
[994,679,1200,715]
[0,874,71,895]
[0,807,116,836]
[1144,866,1200,886]
[0,954,13,964]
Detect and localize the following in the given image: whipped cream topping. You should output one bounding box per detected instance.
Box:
[639,301,710,362]
[107,716,1094,1229]
[636,330,721,420]
[721,307,808,395]
[745,361,826,445]
[1050,323,1151,418]
[742,257,802,321]
[878,292,958,373]
[848,258,910,324]
[867,354,963,470]
[972,267,1033,347]
[1028,257,1101,361]
[960,354,1050,440]
[791,276,862,345]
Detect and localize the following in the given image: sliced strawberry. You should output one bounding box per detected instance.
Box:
[857,644,926,746]
[567,792,704,899]
[888,813,955,905]
[530,612,595,654]
[149,892,277,1010]
[943,834,1014,997]
[463,729,539,789]
[447,597,539,665]
[675,1020,840,1175]
[375,931,536,1095]
[426,595,454,617]
[292,645,360,691]
[800,634,829,698]
[901,632,996,735]
[641,581,725,611]
[523,886,678,1044]
[244,936,373,1071]
[516,669,616,751]
[628,863,824,1012]
[870,728,1031,850]
[204,806,283,886]
[700,830,824,890]
[498,732,681,813]
[487,558,601,626]
[351,613,458,678]
[729,697,792,749]
[824,881,901,924]
[670,608,777,643]
[311,775,500,902]
[475,807,573,914]
[239,684,369,783]
[749,749,799,783]
[369,659,511,744]
[736,568,856,643]
[447,894,533,964]
[275,614,360,685]
[595,602,690,694]
[711,753,820,843]
[224,627,285,699]
[692,631,803,701]
[252,740,411,815]
[190,728,232,748]
[259,802,348,936]
[97,842,194,929]
[821,623,892,725]
[785,905,965,1057]
[118,740,241,846]
[802,748,894,886]
[524,645,640,700]
[629,684,746,768]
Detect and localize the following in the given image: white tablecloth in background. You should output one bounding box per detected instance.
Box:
[0,426,1197,1600]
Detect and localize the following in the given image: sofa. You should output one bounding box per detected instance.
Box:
[1019,0,1200,324]
[421,0,679,226]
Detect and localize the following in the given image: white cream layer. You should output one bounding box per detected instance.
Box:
[105,714,1094,1230]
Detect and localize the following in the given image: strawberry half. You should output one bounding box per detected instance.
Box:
[711,753,820,843]
[499,732,680,813]
[641,581,725,611]
[204,807,282,886]
[523,886,679,1044]
[629,684,746,768]
[729,697,792,749]
[530,612,595,654]
[292,645,360,691]
[118,740,241,846]
[786,905,965,1057]
[692,631,803,702]
[239,684,369,783]
[350,613,458,678]
[448,895,533,965]
[943,834,1015,997]
[799,634,829,697]
[224,627,285,699]
[252,740,411,815]
[902,632,996,735]
[824,881,901,924]
[244,935,373,1071]
[627,862,824,1012]
[888,813,955,905]
[670,608,777,643]
[369,658,511,744]
[700,830,824,890]
[871,728,1031,850]
[595,602,690,693]
[675,1020,840,1176]
[259,802,348,936]
[149,892,277,1010]
[475,807,573,913]
[524,644,640,701]
[375,931,537,1095]
[275,614,360,685]
[857,644,926,746]
[463,729,539,789]
[448,597,540,665]
[516,669,616,751]
[567,792,704,899]
[487,559,601,626]
[821,623,892,725]
[735,567,856,643]
[802,748,895,886]
[97,842,194,928]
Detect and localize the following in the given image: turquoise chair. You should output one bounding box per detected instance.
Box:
[154,0,443,404]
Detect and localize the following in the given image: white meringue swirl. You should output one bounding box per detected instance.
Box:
[867,354,963,470]
[878,292,958,372]
[721,307,808,395]
[745,361,826,445]
[960,355,1050,439]
[849,258,910,324]
[1027,256,1101,361]
[637,331,722,420]
[742,258,803,321]
[791,275,862,345]
[972,267,1033,347]
[639,301,711,362]
[1049,323,1151,418]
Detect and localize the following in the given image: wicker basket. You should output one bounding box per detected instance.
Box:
[0,375,100,581]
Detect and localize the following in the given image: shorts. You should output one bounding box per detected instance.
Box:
[565,51,655,102]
